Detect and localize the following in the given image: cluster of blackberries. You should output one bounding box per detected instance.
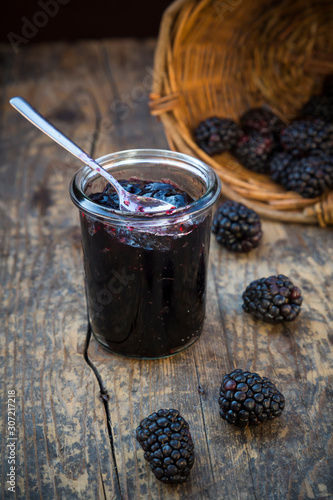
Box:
[89,179,193,209]
[271,118,333,198]
[194,74,333,198]
[194,107,283,174]
[270,76,333,198]
[137,369,285,484]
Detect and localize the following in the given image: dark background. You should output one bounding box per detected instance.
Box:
[1,0,174,44]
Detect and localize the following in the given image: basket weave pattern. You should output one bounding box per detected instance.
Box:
[150,0,333,226]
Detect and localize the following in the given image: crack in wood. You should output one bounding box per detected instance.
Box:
[84,321,123,500]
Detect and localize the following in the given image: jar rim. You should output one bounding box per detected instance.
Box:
[69,148,221,223]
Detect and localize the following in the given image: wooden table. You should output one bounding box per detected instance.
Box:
[1,39,333,500]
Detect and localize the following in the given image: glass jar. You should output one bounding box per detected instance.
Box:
[70,149,221,359]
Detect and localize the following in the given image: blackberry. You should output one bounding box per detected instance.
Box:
[280,119,333,156]
[240,107,285,137]
[212,201,262,252]
[280,154,333,198]
[233,131,277,174]
[242,274,302,323]
[300,95,333,123]
[136,409,195,484]
[219,369,285,427]
[270,152,295,184]
[194,116,242,155]
[89,180,193,210]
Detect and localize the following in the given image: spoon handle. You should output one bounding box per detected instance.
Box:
[9,97,124,191]
[10,97,88,158]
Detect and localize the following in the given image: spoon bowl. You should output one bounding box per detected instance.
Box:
[9,97,175,214]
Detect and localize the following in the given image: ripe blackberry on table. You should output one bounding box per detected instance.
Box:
[212,201,262,252]
[300,95,333,123]
[194,116,242,156]
[233,131,277,174]
[219,369,285,427]
[136,409,195,484]
[242,274,302,323]
[278,154,333,198]
[280,119,333,156]
[240,107,285,138]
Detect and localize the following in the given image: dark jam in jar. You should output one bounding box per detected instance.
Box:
[81,180,212,358]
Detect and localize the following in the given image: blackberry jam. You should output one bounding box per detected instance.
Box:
[70,149,221,358]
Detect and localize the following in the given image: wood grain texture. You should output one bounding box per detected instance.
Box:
[1,38,333,500]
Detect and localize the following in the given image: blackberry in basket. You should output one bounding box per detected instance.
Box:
[212,201,262,252]
[240,107,285,138]
[278,154,333,198]
[233,131,277,174]
[270,151,295,184]
[280,119,333,156]
[194,116,242,155]
[136,409,195,484]
[219,369,285,427]
[242,274,302,323]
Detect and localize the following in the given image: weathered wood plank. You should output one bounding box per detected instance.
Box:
[0,41,122,499]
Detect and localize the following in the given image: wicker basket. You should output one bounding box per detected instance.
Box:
[150,0,333,226]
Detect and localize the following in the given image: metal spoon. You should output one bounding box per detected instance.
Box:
[9,97,175,214]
